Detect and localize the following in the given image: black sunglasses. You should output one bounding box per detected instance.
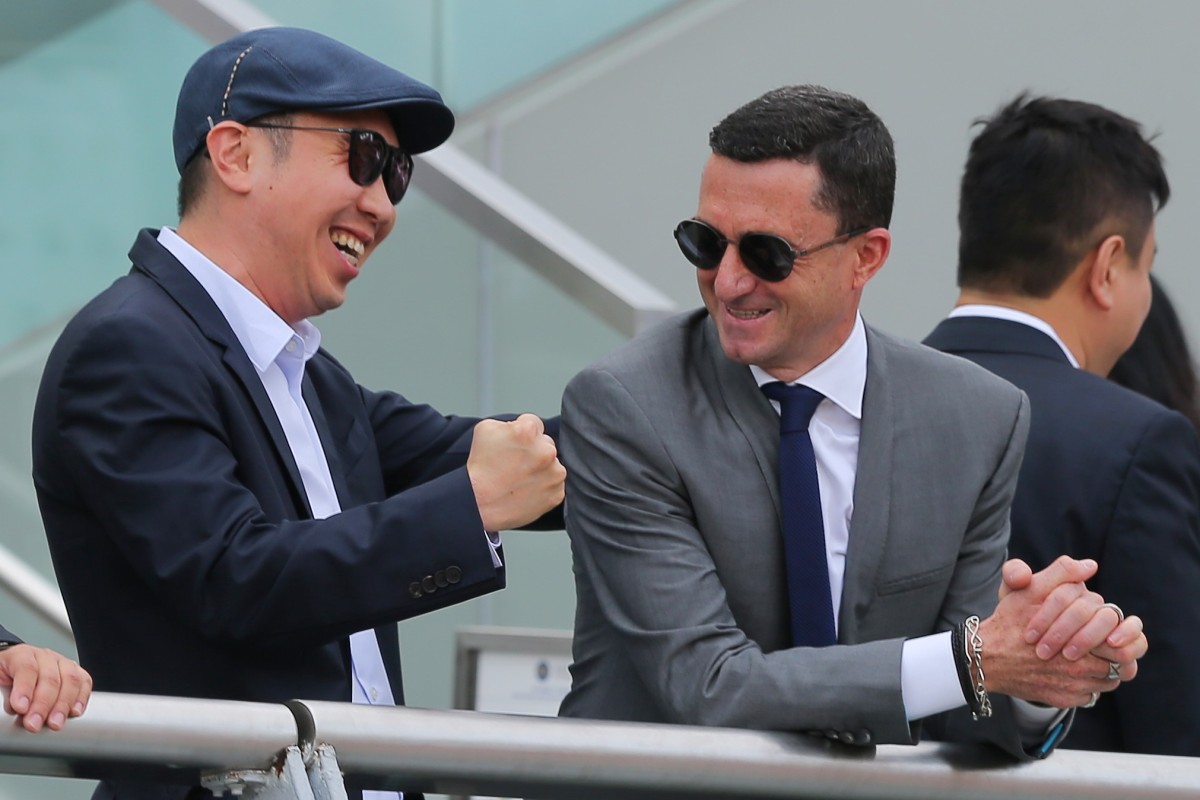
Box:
[247,123,414,205]
[674,218,870,282]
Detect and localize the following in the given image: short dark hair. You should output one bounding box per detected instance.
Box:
[708,85,895,233]
[177,112,295,219]
[957,94,1169,297]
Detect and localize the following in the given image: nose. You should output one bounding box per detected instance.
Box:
[711,243,757,297]
[359,173,396,226]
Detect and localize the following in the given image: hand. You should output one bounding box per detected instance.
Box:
[979,556,1146,708]
[0,644,93,732]
[1001,555,1146,664]
[467,414,566,532]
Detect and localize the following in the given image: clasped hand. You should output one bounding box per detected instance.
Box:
[978,556,1146,709]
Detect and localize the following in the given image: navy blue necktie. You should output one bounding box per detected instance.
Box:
[761,381,836,647]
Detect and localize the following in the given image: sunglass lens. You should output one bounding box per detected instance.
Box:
[675,220,724,269]
[348,132,411,205]
[739,235,793,282]
[348,131,386,188]
[384,152,413,205]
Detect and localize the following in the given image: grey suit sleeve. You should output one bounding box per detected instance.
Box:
[563,366,912,743]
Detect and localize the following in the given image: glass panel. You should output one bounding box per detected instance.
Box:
[1,0,205,348]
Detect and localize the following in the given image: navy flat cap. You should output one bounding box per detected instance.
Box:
[173,26,454,173]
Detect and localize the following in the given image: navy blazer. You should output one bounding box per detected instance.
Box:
[33,230,555,796]
[926,315,1200,755]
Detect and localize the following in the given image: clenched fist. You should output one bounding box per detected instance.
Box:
[467,414,566,532]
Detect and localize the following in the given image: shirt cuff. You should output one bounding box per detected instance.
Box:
[486,530,503,568]
[900,631,965,721]
[1011,697,1070,750]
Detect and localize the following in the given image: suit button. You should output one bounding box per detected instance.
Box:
[446,566,462,584]
[408,582,422,599]
[855,730,872,745]
[824,730,838,740]
[434,570,449,588]
[839,731,854,744]
[422,576,437,594]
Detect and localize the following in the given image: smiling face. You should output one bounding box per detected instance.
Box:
[243,108,399,324]
[694,154,889,383]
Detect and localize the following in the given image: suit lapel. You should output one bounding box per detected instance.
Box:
[699,317,783,520]
[839,325,894,642]
[129,229,312,518]
[699,314,897,644]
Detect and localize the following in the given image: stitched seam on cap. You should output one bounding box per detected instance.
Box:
[221,45,253,118]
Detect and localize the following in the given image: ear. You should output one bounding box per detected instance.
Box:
[204,121,255,196]
[1086,234,1126,311]
[850,228,892,290]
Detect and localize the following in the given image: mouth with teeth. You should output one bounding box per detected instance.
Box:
[727,307,770,320]
[331,230,366,267]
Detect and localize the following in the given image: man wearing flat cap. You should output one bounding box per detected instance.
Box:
[32,27,564,800]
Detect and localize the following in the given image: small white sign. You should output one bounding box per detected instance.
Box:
[473,649,572,717]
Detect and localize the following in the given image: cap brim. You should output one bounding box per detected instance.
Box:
[319,96,454,155]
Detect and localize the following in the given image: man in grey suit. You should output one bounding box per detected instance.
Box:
[558,85,1145,758]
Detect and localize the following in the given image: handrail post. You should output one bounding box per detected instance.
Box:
[307,745,350,800]
[201,746,318,799]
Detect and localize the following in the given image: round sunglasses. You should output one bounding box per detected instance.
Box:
[247,123,414,205]
[674,218,869,282]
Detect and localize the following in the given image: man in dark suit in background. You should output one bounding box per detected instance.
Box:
[32,27,564,799]
[925,94,1200,755]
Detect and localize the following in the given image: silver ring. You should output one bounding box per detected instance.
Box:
[1084,691,1099,709]
[1101,602,1125,622]
[1107,662,1122,681]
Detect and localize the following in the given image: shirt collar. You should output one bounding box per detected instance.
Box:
[157,227,322,371]
[948,304,1079,368]
[750,314,866,420]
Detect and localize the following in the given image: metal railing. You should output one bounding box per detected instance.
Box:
[0,543,69,637]
[0,691,1197,799]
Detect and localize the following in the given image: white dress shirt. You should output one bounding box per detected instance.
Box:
[159,227,400,799]
[750,314,961,720]
[753,314,1061,733]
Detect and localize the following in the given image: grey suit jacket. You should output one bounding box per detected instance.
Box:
[559,309,1034,753]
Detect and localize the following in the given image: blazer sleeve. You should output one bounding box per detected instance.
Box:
[918,392,1073,759]
[40,311,502,651]
[1100,410,1200,755]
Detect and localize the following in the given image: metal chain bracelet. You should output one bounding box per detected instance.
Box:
[964,615,993,720]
